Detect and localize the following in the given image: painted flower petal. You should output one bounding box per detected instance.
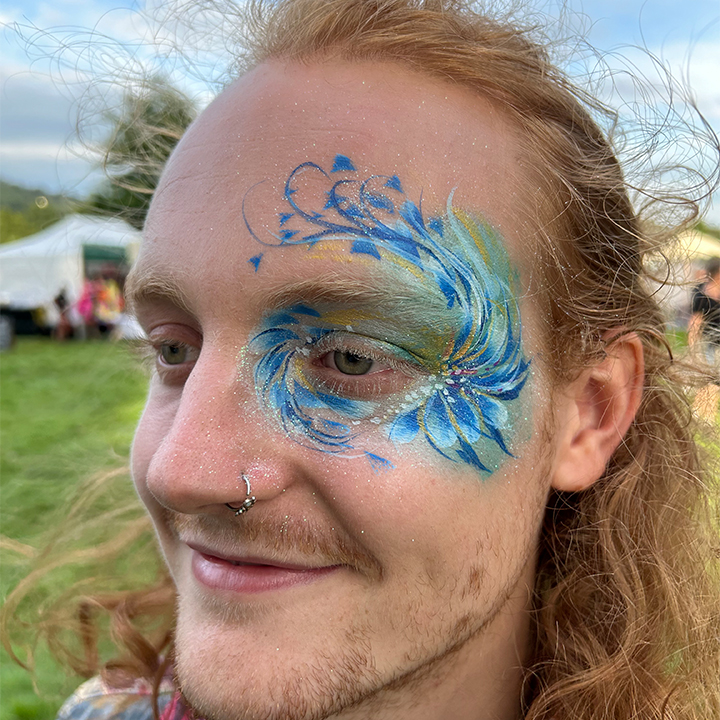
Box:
[399,199,426,235]
[269,380,288,410]
[388,408,420,444]
[256,348,288,391]
[314,389,366,418]
[350,239,381,259]
[448,393,482,443]
[455,436,490,473]
[366,452,395,471]
[292,380,327,409]
[366,192,394,212]
[288,304,322,318]
[423,394,456,448]
[474,394,509,430]
[250,327,299,353]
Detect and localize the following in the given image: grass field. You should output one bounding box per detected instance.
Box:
[0,333,715,719]
[1,338,149,720]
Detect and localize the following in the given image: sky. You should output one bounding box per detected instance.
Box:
[1,0,719,226]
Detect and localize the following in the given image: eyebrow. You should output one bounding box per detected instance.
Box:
[124,265,195,316]
[125,267,450,326]
[262,273,452,321]
[264,275,411,308]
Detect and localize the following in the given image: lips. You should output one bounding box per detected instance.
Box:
[188,543,342,593]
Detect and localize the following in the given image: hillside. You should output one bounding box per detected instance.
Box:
[0,180,79,244]
[0,180,77,212]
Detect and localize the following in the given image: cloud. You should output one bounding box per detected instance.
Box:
[0,63,100,194]
[1,71,76,143]
[661,40,720,121]
[1,0,718,223]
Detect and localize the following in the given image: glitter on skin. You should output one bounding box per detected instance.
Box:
[245,156,531,475]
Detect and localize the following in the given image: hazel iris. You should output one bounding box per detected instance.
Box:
[334,351,374,375]
[160,344,189,365]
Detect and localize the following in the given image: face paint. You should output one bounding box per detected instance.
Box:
[245,155,531,475]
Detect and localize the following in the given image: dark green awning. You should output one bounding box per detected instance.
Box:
[82,244,128,263]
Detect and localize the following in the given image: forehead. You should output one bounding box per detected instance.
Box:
[134,60,545,479]
[143,61,533,275]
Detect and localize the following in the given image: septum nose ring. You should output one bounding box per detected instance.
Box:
[226,473,256,516]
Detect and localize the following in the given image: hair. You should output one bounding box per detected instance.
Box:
[4,1,720,718]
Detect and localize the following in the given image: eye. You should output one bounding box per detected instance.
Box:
[152,339,201,385]
[302,331,423,401]
[325,350,377,376]
[143,326,202,381]
[159,342,195,366]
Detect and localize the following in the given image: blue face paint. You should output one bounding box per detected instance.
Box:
[245,155,531,475]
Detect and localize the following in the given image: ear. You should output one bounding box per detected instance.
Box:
[551,332,644,493]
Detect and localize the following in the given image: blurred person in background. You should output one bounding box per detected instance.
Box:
[690,256,720,419]
[52,288,73,341]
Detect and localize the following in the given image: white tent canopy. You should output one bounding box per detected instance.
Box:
[0,214,141,311]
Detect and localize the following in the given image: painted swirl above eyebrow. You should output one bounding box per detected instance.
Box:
[244,154,531,475]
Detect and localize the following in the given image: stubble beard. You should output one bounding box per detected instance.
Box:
[169,510,386,720]
[171,560,530,720]
[164,453,549,720]
[173,606,383,720]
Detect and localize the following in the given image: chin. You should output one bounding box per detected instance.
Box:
[173,602,382,720]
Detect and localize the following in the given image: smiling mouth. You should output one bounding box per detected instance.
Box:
[189,546,342,593]
[205,553,323,571]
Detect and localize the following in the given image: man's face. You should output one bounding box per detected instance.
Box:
[130,61,558,720]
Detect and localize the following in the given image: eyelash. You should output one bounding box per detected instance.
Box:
[304,331,424,399]
[134,336,201,382]
[134,326,423,401]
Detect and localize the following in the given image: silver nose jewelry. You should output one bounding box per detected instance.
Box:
[226,473,256,516]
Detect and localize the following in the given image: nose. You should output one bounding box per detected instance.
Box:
[137,349,303,515]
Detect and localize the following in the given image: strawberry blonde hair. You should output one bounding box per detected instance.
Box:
[4,1,720,718]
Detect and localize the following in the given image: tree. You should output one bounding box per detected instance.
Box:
[696,220,720,241]
[83,78,196,230]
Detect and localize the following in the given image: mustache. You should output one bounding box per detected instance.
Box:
[166,508,384,581]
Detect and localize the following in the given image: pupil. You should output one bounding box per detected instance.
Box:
[162,344,186,364]
[334,351,373,375]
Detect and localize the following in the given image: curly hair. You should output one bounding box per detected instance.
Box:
[4,1,720,718]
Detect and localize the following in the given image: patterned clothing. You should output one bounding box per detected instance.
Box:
[56,676,192,720]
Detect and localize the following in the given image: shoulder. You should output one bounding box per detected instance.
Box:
[56,675,175,720]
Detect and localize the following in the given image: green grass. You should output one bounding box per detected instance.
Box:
[1,338,149,720]
[1,334,716,718]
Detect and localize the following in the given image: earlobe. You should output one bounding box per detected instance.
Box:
[551,333,644,493]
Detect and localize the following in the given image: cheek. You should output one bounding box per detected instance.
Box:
[386,388,550,576]
[344,446,550,614]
